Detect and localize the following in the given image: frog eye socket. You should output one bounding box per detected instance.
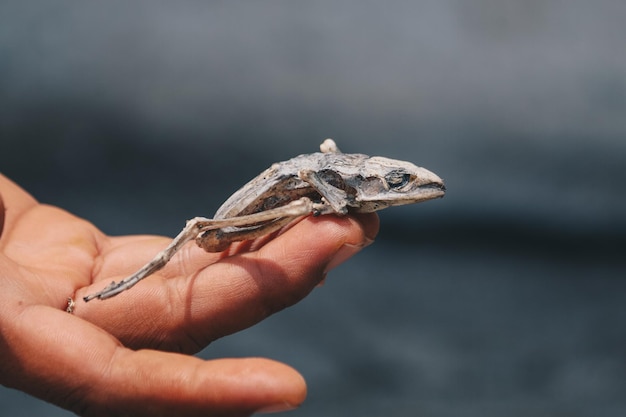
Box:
[385,171,412,190]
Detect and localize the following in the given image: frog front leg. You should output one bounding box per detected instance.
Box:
[298,170,349,215]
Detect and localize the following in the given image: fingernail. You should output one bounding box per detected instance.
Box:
[324,238,374,274]
[257,401,298,414]
[316,274,328,287]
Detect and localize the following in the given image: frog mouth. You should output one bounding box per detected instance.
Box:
[421,182,446,192]
[369,181,446,207]
[408,181,446,202]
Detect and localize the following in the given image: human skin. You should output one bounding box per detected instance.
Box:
[0,173,379,417]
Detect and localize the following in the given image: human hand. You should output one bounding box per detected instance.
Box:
[0,174,378,416]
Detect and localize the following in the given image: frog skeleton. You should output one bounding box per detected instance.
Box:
[83,139,445,302]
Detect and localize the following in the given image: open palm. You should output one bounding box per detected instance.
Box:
[0,174,378,417]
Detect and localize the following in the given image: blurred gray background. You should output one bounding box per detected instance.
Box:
[1,1,625,416]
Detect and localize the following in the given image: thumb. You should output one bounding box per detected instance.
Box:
[2,305,306,417]
[97,353,307,416]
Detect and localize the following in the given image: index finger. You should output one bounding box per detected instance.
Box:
[77,213,379,352]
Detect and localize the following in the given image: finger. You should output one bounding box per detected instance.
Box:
[0,188,4,238]
[2,305,305,417]
[0,174,39,239]
[100,354,305,417]
[77,213,379,351]
[177,214,379,344]
[179,213,378,350]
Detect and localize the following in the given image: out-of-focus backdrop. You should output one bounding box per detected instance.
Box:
[1,1,625,416]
